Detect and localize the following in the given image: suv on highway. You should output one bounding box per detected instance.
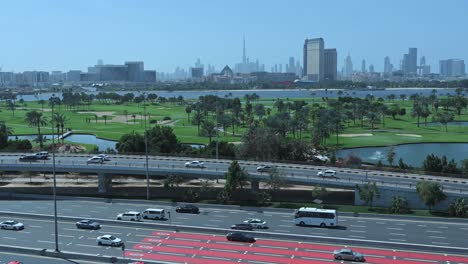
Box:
[35,151,49,160]
[142,208,166,220]
[116,211,141,221]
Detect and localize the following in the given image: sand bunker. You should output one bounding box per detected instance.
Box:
[396,134,422,137]
[339,133,373,137]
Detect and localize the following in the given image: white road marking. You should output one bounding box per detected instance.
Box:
[3,237,16,240]
[428,236,446,239]
[29,225,43,228]
[426,230,442,233]
[404,258,438,263]
[350,230,366,233]
[389,233,406,236]
[350,225,366,228]
[389,238,407,242]
[273,230,291,233]
[387,227,403,230]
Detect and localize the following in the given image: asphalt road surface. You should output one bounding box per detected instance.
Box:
[0,214,466,264]
[1,153,467,193]
[0,198,467,248]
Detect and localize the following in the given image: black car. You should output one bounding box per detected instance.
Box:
[76,220,101,230]
[226,232,255,243]
[231,223,253,230]
[175,204,199,214]
[19,155,38,162]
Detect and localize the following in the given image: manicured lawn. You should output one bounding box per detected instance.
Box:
[1,97,467,148]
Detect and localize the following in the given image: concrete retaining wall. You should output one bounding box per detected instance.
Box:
[355,185,468,210]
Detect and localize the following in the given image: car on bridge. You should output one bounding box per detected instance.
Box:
[185,160,205,168]
[19,154,38,162]
[76,220,101,230]
[317,169,338,178]
[97,234,123,246]
[0,220,24,230]
[87,156,104,164]
[35,151,49,160]
[97,154,111,161]
[256,165,275,173]
[226,232,256,243]
[333,248,365,262]
[243,218,268,229]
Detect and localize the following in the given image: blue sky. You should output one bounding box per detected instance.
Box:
[1,0,467,73]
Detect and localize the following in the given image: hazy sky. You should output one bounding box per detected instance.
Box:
[1,0,467,73]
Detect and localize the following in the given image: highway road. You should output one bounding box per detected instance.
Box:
[0,197,467,248]
[0,214,467,264]
[1,153,468,193]
[0,251,102,264]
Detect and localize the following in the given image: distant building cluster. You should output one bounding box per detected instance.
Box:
[0,60,156,88]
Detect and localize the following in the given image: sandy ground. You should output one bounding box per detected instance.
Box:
[339,133,373,137]
[395,134,422,137]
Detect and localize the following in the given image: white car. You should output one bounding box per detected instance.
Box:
[243,218,268,229]
[87,156,104,164]
[317,169,338,178]
[97,154,111,161]
[116,211,141,221]
[256,165,275,173]
[0,220,25,230]
[185,160,205,168]
[96,234,123,246]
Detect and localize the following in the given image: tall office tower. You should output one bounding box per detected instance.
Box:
[288,57,296,73]
[419,56,426,75]
[344,55,353,77]
[295,61,302,77]
[401,54,409,73]
[361,59,366,73]
[408,48,417,74]
[324,48,337,81]
[303,38,324,81]
[369,64,375,73]
[279,64,282,73]
[384,56,393,74]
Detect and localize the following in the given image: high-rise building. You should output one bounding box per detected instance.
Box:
[235,36,261,73]
[440,59,466,77]
[361,59,366,73]
[324,48,337,81]
[343,55,353,78]
[384,56,393,74]
[408,48,417,74]
[369,64,375,73]
[287,57,295,73]
[303,38,324,81]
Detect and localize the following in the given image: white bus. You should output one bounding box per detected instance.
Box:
[294,207,337,227]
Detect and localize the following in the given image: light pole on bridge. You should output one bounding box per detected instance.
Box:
[144,93,150,200]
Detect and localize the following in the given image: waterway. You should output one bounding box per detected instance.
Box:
[336,143,468,168]
[9,134,117,151]
[16,88,459,101]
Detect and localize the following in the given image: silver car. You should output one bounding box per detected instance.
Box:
[0,220,25,230]
[333,248,365,262]
[185,160,205,168]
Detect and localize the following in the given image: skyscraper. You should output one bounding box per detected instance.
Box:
[344,55,353,78]
[303,38,324,81]
[384,56,393,74]
[408,48,417,74]
[440,59,466,77]
[361,59,366,73]
[324,48,337,81]
[369,64,375,73]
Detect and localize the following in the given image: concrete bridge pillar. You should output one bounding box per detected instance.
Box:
[250,180,260,194]
[98,173,112,194]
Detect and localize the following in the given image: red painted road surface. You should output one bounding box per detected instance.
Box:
[125,230,468,264]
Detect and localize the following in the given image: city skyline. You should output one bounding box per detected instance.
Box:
[1,0,467,74]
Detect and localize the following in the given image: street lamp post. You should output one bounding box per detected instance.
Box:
[51,94,59,252]
[144,94,150,200]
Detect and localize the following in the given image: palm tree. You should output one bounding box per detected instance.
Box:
[132,114,136,124]
[0,121,13,148]
[25,110,48,148]
[103,115,108,125]
[38,100,46,111]
[185,106,192,122]
[202,120,216,144]
[53,113,69,143]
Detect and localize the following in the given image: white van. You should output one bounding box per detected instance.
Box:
[116,211,141,221]
[142,208,166,220]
